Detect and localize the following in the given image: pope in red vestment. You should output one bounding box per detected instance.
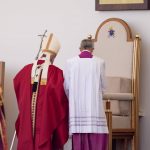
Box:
[13,33,69,150]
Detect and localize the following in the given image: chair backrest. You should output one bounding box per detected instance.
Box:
[93,18,136,130]
[94,18,134,80]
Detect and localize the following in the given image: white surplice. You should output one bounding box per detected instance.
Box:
[64,56,108,134]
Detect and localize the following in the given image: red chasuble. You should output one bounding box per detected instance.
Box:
[14,64,69,150]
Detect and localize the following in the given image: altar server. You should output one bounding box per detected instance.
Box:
[64,36,108,150]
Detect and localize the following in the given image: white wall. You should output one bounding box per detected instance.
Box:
[0,0,150,149]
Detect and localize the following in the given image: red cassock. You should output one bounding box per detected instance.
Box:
[14,64,69,150]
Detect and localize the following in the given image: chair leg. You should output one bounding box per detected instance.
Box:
[124,138,128,150]
[105,100,112,150]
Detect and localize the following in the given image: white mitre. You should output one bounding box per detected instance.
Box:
[31,33,61,85]
[42,33,61,55]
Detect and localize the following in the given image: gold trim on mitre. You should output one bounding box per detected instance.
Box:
[42,49,57,55]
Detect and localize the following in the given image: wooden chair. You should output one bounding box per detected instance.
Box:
[0,61,8,150]
[93,18,141,150]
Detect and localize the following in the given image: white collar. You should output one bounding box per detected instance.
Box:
[81,50,91,53]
